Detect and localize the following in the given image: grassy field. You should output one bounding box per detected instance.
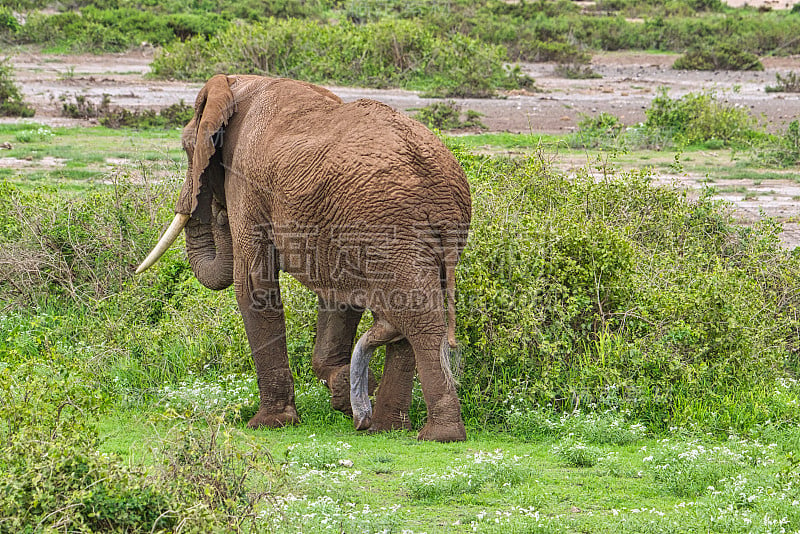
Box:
[95,404,800,533]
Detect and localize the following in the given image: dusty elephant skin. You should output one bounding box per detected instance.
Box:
[137,75,471,442]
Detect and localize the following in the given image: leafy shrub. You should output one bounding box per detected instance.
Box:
[673,44,764,71]
[59,92,193,128]
[511,39,591,64]
[750,119,800,168]
[0,347,282,532]
[0,172,176,306]
[2,137,799,438]
[223,0,327,21]
[16,8,228,51]
[643,88,758,145]
[412,100,486,131]
[0,59,34,118]
[554,62,602,79]
[766,70,800,93]
[506,401,647,444]
[285,438,351,470]
[568,111,624,148]
[159,373,258,420]
[0,6,20,34]
[406,450,527,502]
[100,101,194,129]
[0,357,176,532]
[152,18,520,97]
[60,92,111,119]
[165,12,229,41]
[153,411,280,529]
[453,147,800,432]
[343,0,447,23]
[18,11,129,52]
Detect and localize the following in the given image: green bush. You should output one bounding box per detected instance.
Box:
[1,143,798,437]
[0,357,176,532]
[100,101,194,129]
[0,6,20,34]
[0,347,281,532]
[154,411,280,530]
[568,111,624,148]
[61,93,111,119]
[453,147,800,432]
[554,62,602,80]
[766,71,800,93]
[750,119,800,168]
[406,450,526,502]
[0,59,34,118]
[412,100,486,131]
[643,88,758,145]
[16,8,228,52]
[553,440,603,468]
[0,177,175,306]
[7,0,800,60]
[673,44,764,71]
[152,18,520,97]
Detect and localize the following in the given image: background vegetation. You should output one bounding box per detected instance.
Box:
[1,124,798,529]
[1,0,800,530]
[1,125,797,433]
[2,0,800,93]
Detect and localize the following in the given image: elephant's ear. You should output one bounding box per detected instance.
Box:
[176,74,236,220]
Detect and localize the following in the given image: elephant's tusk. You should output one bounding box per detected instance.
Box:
[135,213,191,274]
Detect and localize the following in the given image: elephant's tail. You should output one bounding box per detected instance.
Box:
[441,228,459,349]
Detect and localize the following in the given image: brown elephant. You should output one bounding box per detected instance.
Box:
[136,75,471,442]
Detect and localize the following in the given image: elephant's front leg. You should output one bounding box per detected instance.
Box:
[312,299,376,415]
[235,250,299,429]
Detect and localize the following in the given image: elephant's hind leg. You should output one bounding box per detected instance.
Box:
[350,319,401,431]
[407,327,466,443]
[311,300,377,416]
[370,338,415,432]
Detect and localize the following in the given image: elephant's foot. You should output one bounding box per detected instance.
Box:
[370,405,412,432]
[417,420,466,442]
[328,365,376,416]
[416,395,466,442]
[246,405,299,429]
[369,418,412,433]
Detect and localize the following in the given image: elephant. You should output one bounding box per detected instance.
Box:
[136,74,471,442]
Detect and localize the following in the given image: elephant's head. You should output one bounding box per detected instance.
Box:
[136,75,236,289]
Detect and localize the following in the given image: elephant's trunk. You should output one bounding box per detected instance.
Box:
[184,206,234,290]
[136,214,190,274]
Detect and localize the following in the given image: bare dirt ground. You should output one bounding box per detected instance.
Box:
[3,49,799,247]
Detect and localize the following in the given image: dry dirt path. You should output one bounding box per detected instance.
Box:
[3,49,799,247]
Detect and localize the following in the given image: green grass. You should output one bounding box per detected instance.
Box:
[0,124,183,188]
[92,406,800,533]
[0,124,772,191]
[450,132,561,151]
[454,132,800,185]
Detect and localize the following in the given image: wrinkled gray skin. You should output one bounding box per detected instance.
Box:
[138,75,471,442]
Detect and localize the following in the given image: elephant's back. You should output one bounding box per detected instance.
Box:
[266,98,470,228]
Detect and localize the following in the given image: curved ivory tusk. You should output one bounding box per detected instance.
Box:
[135,213,190,274]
